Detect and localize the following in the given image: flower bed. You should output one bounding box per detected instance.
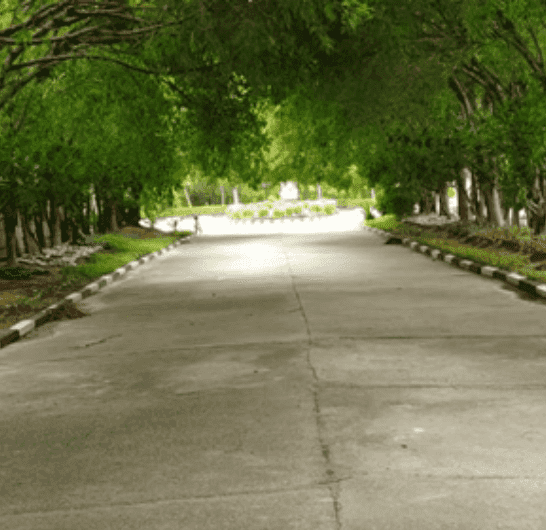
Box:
[226,199,337,220]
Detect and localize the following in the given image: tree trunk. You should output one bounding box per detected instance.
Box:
[482,180,505,228]
[46,196,62,247]
[525,169,546,235]
[110,196,119,232]
[419,189,433,214]
[434,191,440,215]
[2,201,18,267]
[457,168,470,222]
[96,191,108,235]
[88,184,99,235]
[14,210,26,256]
[59,205,70,243]
[21,212,41,255]
[471,172,487,225]
[62,205,81,246]
[81,197,91,236]
[53,205,63,247]
[34,210,46,249]
[439,182,450,218]
[184,185,192,207]
[513,208,520,228]
[46,199,55,244]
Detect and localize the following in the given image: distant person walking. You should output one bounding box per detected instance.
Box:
[193,214,203,236]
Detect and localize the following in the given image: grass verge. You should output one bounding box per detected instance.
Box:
[365,214,546,285]
[147,205,227,217]
[0,228,192,330]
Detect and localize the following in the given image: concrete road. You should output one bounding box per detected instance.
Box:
[1,229,546,529]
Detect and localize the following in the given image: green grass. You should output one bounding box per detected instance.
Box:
[2,230,193,322]
[365,214,546,284]
[365,214,399,231]
[142,205,228,218]
[60,231,191,282]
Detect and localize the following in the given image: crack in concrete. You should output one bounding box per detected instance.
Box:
[282,247,342,530]
[73,334,122,350]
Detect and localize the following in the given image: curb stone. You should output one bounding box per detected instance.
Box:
[364,225,546,302]
[0,235,193,349]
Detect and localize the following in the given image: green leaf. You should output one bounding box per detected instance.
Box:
[324,3,336,22]
[13,28,33,45]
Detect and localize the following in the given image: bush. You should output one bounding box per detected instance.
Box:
[242,209,254,218]
[293,206,302,214]
[285,207,294,215]
[310,205,323,213]
[324,204,336,215]
[259,208,269,217]
[232,211,243,219]
[365,214,399,231]
[375,186,417,221]
[273,209,285,218]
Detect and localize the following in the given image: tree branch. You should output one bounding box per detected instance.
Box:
[527,25,544,68]
[493,9,546,90]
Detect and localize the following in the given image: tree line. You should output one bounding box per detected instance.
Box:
[332,0,546,234]
[0,0,373,265]
[5,0,546,269]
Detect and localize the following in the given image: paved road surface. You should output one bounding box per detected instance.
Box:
[1,229,546,529]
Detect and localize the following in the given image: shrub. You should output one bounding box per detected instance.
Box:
[259,208,269,217]
[285,207,295,215]
[273,209,285,218]
[365,214,399,230]
[324,205,336,215]
[232,211,243,219]
[310,205,323,213]
[242,209,254,218]
[293,206,302,214]
[375,186,417,221]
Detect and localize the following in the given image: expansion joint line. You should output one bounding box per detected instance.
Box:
[282,248,342,530]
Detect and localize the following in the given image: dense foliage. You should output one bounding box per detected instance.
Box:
[4,0,546,267]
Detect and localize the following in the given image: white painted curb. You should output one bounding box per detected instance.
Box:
[481,266,498,277]
[506,273,525,286]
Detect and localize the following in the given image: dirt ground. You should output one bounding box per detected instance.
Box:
[0,226,181,330]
